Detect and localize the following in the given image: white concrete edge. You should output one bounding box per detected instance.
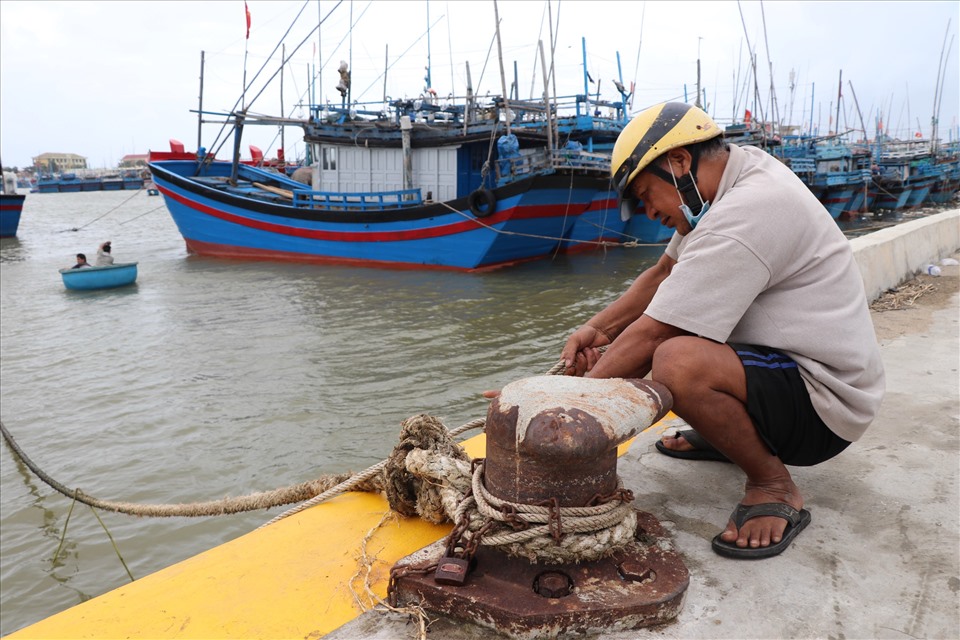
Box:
[849,208,960,301]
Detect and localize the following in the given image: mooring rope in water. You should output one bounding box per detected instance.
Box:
[0,356,595,529]
[0,419,378,517]
[61,188,145,232]
[118,203,168,225]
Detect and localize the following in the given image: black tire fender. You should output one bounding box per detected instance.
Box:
[468,188,497,218]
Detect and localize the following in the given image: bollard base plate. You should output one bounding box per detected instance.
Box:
[389,510,689,640]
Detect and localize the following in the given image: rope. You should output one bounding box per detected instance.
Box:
[459,461,637,563]
[0,419,379,517]
[62,188,144,232]
[3,350,635,565]
[118,203,168,225]
[0,355,595,523]
[258,416,483,528]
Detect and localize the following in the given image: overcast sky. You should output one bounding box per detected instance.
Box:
[1,0,957,169]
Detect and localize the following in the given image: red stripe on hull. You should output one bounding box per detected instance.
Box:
[160,185,574,243]
[183,238,538,272]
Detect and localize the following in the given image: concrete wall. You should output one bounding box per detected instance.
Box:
[850,209,960,301]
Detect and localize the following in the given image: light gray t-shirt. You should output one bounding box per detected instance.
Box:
[646,143,885,442]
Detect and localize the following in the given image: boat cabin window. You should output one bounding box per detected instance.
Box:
[322,147,337,171]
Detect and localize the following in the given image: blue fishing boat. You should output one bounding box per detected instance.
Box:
[772,137,868,219]
[57,173,83,193]
[150,30,640,270]
[80,175,102,192]
[102,174,125,191]
[1,170,25,237]
[122,171,145,190]
[34,174,58,193]
[0,194,26,238]
[927,156,960,204]
[868,139,936,212]
[59,262,138,291]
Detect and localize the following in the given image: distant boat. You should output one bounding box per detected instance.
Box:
[81,175,102,192]
[59,262,138,291]
[57,173,83,193]
[1,169,25,237]
[102,174,125,191]
[123,170,145,190]
[32,172,136,194]
[0,194,26,238]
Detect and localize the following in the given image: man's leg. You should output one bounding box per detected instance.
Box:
[651,336,803,551]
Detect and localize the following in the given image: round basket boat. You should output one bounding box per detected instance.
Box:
[59,262,138,291]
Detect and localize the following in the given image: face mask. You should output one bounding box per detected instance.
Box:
[668,162,711,229]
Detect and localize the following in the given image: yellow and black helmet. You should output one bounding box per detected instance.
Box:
[612,102,721,221]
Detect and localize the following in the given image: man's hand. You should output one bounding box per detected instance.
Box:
[560,325,610,376]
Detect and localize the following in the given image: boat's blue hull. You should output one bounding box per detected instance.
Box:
[0,193,26,237]
[872,184,913,211]
[59,263,138,290]
[150,160,613,270]
[559,191,626,251]
[904,176,936,208]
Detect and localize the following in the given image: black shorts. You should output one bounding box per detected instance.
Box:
[730,343,851,466]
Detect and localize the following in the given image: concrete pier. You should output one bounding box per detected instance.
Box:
[329,210,960,640]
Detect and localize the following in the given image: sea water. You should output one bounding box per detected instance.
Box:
[0,189,662,635]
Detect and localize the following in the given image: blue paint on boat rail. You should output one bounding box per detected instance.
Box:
[292,188,423,211]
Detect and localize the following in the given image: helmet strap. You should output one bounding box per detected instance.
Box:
[648,148,711,228]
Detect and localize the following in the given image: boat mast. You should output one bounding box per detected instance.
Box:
[931,20,953,154]
[230,112,246,186]
[695,37,702,108]
[383,44,389,104]
[425,0,432,91]
[547,0,559,139]
[492,0,512,135]
[197,51,205,152]
[835,70,842,137]
[539,39,553,152]
[759,0,779,137]
[847,80,867,142]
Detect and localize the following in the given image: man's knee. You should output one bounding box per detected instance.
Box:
[651,336,702,391]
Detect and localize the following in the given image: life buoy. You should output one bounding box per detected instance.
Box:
[468,188,496,218]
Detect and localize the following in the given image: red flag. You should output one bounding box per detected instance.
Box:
[245,1,251,39]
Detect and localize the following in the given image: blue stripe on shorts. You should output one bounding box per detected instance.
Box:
[736,350,799,370]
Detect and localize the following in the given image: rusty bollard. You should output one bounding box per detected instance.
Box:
[484,376,672,506]
[390,375,690,640]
